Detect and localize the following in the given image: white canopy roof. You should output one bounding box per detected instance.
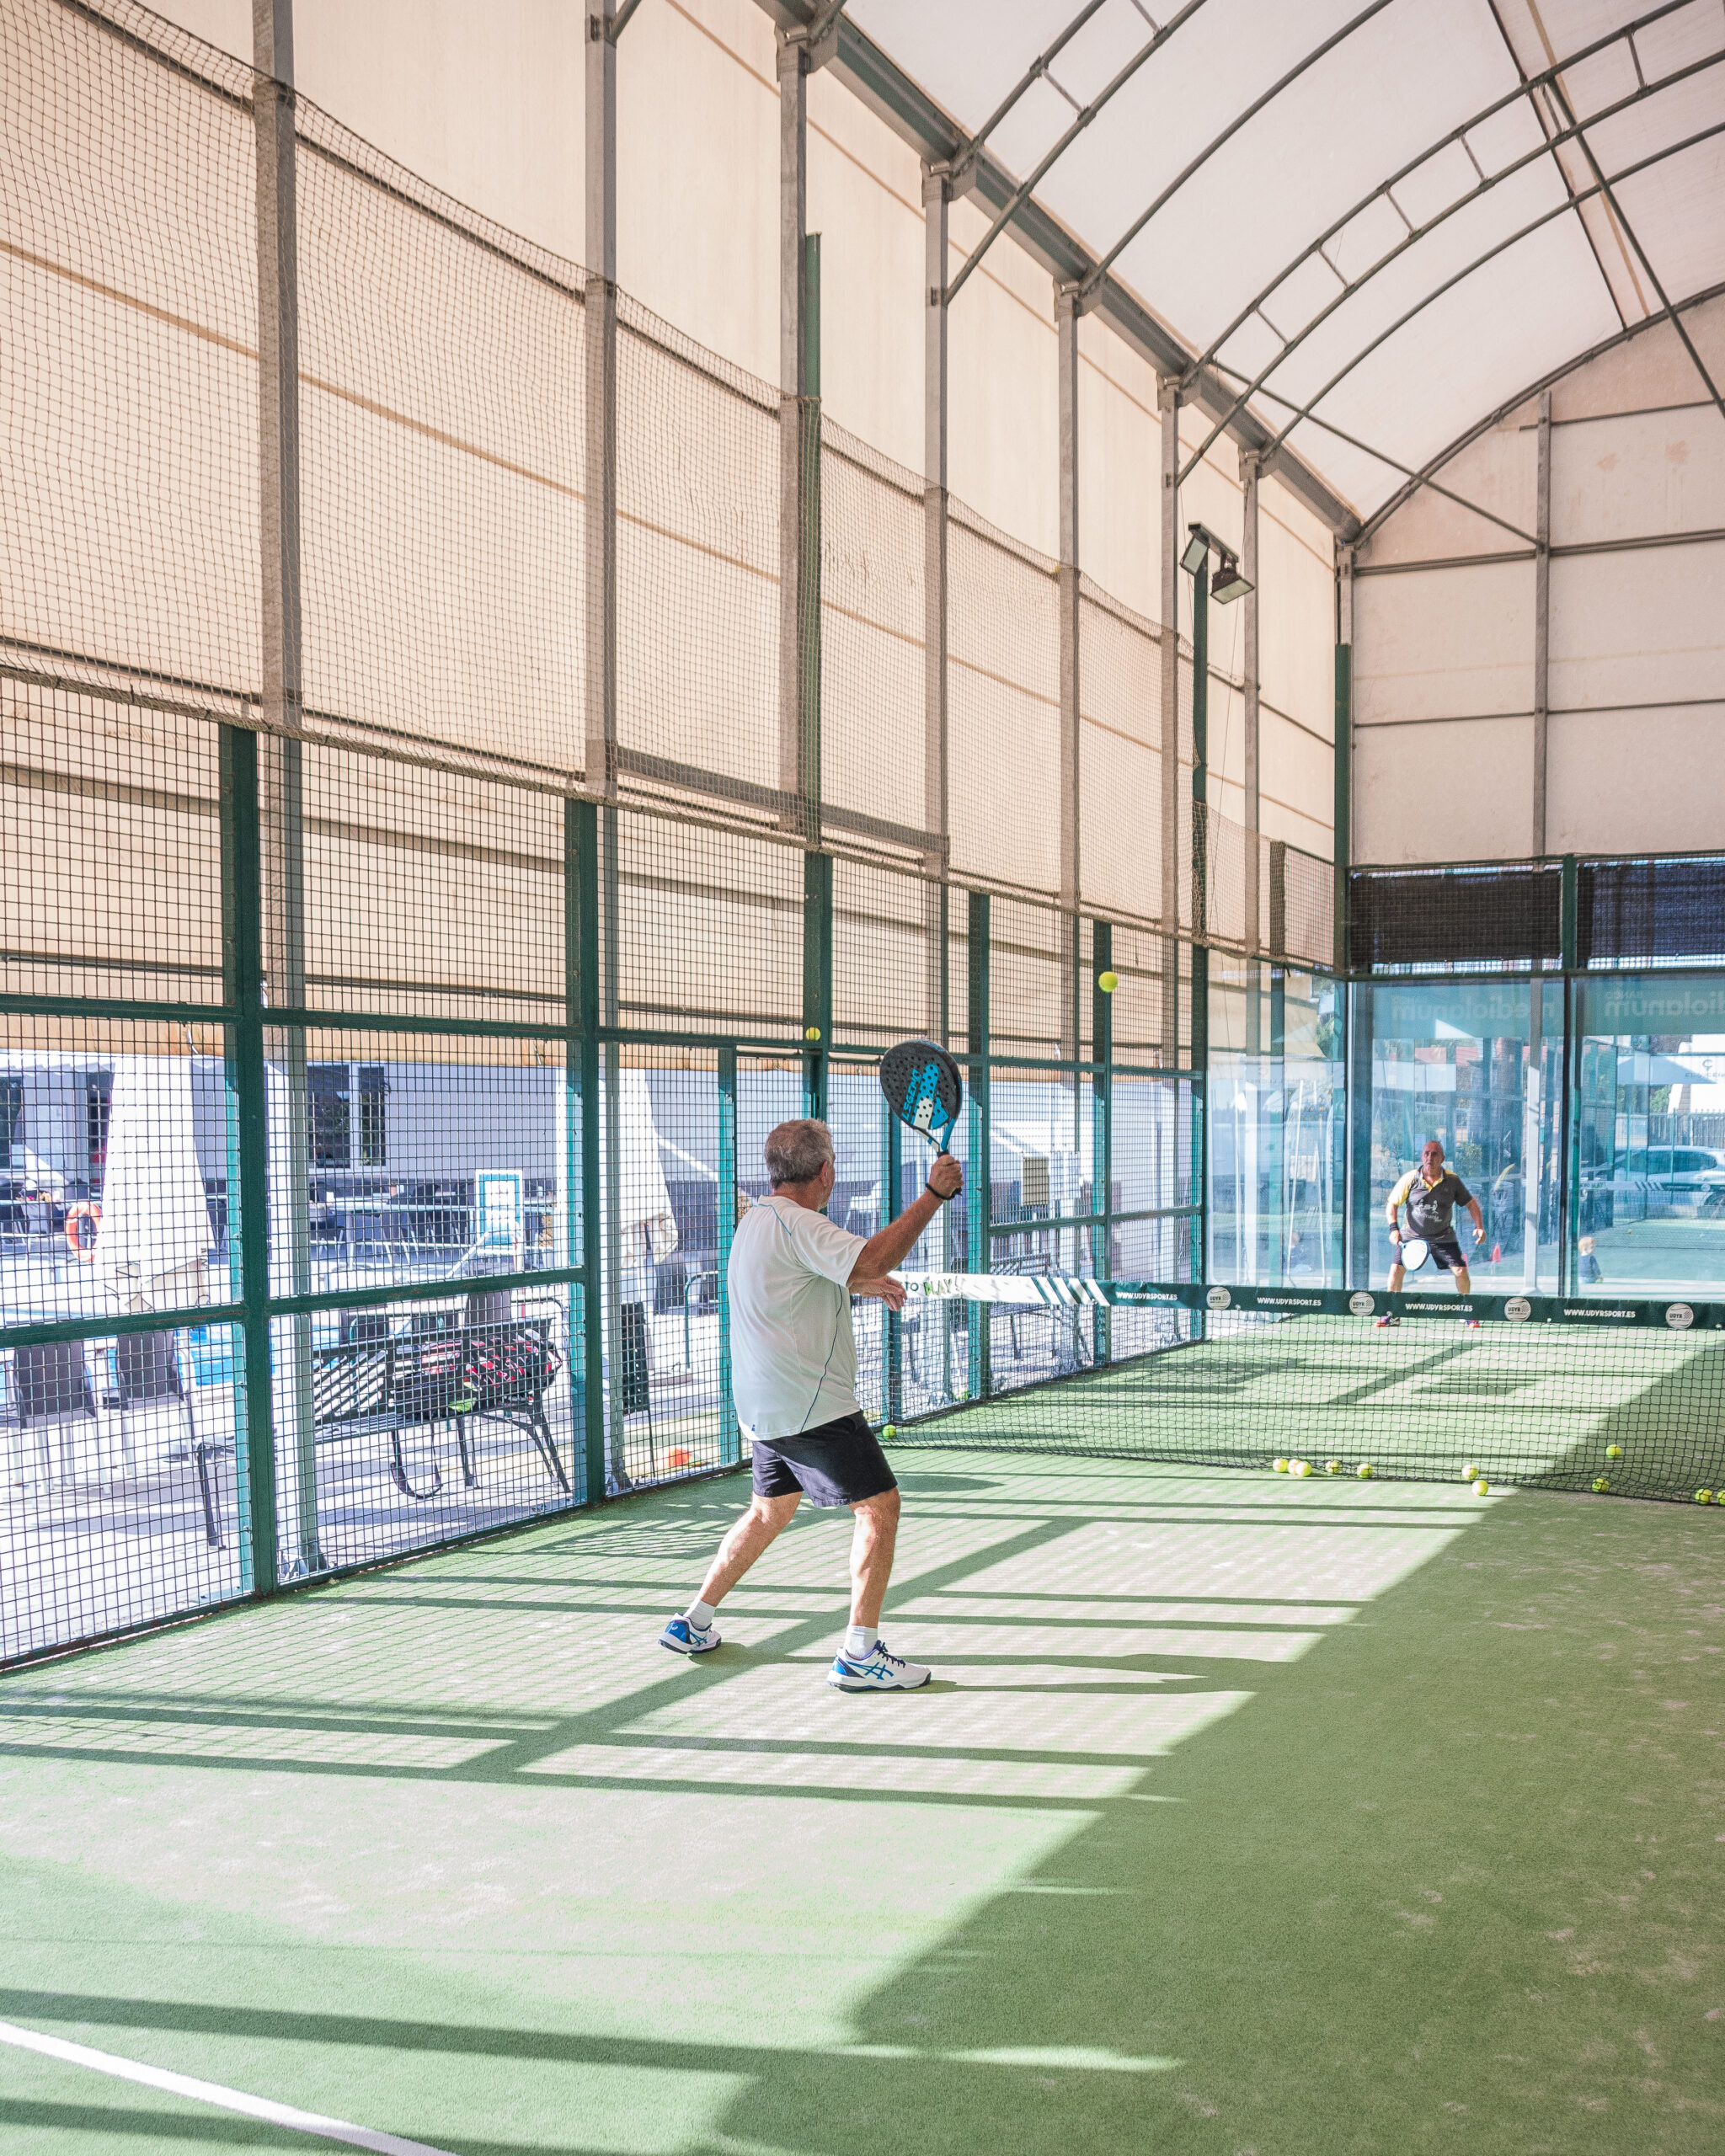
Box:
[835,0,1725,529]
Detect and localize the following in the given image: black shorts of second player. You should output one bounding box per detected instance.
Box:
[750,1412,899,1508]
[1423,1235,1470,1273]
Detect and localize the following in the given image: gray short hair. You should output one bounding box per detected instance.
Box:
[764,1118,834,1187]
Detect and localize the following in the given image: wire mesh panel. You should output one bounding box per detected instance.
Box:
[947,510,1061,900]
[616,300,779,814]
[294,103,585,776]
[293,743,566,1024]
[1,1314,246,1662]
[0,0,259,712]
[2,689,226,1006]
[834,857,943,1051]
[611,815,803,1038]
[1078,582,1163,929]
[820,424,927,852]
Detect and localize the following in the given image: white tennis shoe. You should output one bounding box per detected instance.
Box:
[659,1613,720,1655]
[828,1641,931,1692]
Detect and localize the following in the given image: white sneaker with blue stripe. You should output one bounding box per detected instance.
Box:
[659,1613,720,1656]
[828,1640,931,1692]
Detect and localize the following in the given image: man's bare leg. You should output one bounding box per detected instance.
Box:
[847,1486,900,1629]
[1453,1267,1471,1294]
[694,1492,800,1610]
[1387,1262,1406,1292]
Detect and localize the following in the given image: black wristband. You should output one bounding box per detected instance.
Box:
[924,1181,951,1202]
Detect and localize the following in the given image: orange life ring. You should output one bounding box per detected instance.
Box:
[65,1200,100,1258]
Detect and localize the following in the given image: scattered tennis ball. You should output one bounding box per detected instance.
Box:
[1605,1443,1623,1460]
[1592,1476,1610,1494]
[804,1024,821,1042]
[882,1422,897,1439]
[1325,1459,1343,1476]
[1357,1462,1375,1479]
[1472,1478,1490,1497]
[1273,1456,1289,1473]
[1097,969,1119,994]
[1462,1461,1480,1481]
[1290,1459,1313,1479]
[1696,1489,1715,1504]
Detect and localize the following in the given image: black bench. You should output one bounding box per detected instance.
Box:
[192,1315,569,1528]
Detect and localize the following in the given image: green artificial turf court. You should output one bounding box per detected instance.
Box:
[0,1449,1719,2155]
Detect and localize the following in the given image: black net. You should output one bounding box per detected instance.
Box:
[1350,863,1562,972]
[1579,855,1725,969]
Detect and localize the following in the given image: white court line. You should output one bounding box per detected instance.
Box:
[0,2019,457,2156]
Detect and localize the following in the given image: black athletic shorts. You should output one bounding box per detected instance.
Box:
[1424,1235,1469,1273]
[751,1411,898,1508]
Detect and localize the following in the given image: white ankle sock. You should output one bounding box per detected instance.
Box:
[686,1600,717,1630]
[845,1624,878,1660]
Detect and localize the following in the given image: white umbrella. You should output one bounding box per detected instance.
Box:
[92,1054,211,1312]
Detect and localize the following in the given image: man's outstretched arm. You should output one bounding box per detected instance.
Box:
[850,1153,964,1291]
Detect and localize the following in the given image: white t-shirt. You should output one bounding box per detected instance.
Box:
[727,1194,868,1440]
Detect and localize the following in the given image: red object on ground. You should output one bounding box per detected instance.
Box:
[1491,1244,1502,1263]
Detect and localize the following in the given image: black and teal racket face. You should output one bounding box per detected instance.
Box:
[880,1039,963,1152]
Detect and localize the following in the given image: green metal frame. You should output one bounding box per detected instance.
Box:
[966,890,991,1401]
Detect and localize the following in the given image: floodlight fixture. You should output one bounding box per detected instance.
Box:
[1179,526,1210,575]
[1181,521,1253,602]
[1211,555,1253,605]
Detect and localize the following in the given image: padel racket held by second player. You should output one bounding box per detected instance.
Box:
[879,1038,963,1155]
[1397,1237,1429,1273]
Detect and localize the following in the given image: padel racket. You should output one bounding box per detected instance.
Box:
[880,1038,963,1155]
[1397,1236,1429,1273]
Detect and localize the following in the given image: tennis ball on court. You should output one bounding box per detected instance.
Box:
[1696,1489,1715,1504]
[1472,1478,1491,1497]
[882,1423,897,1439]
[804,1024,821,1042]
[1605,1443,1623,1460]
[1462,1462,1480,1481]
[1273,1456,1289,1474]
[1290,1459,1313,1479]
[1592,1476,1610,1494]
[1325,1459,1343,1476]
[1357,1461,1375,1479]
[1097,969,1119,994]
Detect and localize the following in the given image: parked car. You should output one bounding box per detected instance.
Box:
[1644,1146,1725,1206]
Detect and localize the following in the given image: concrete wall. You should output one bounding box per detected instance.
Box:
[1352,294,1725,866]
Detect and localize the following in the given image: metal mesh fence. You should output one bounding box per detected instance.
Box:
[1,0,1335,1665]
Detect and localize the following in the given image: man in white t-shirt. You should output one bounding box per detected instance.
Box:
[659,1117,963,1690]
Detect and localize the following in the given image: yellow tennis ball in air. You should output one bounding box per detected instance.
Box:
[1472,1478,1490,1497]
[1605,1444,1623,1460]
[1273,1457,1289,1474]
[804,1024,821,1042]
[1357,1461,1375,1479]
[1592,1476,1610,1494]
[1097,969,1119,994]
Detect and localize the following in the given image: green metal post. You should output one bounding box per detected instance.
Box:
[1334,641,1352,977]
[1091,919,1113,1365]
[967,890,991,1400]
[798,232,823,828]
[883,1090,902,1424]
[1191,558,1210,1287]
[803,850,832,1122]
[571,800,606,1503]
[717,1043,740,1465]
[220,726,275,1593]
[1559,852,1579,1291]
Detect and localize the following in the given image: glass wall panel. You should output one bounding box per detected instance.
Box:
[1573,974,1725,1299]
[1209,964,1344,1287]
[1350,979,1562,1294]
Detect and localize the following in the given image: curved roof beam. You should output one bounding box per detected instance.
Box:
[1178,29,1725,482]
[1210,365,1538,545]
[1250,115,1725,485]
[1357,275,1725,542]
[1078,0,1400,299]
[946,0,1211,304]
[948,0,1115,188]
[1251,115,1725,476]
[1541,70,1725,429]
